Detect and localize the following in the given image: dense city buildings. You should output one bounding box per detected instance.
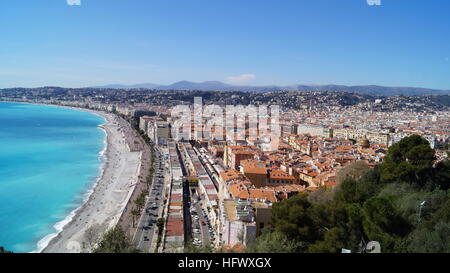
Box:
[1,87,449,252]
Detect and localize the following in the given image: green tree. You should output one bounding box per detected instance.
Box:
[307,227,349,253]
[362,197,411,252]
[134,194,145,211]
[334,178,368,204]
[0,246,12,253]
[305,201,364,253]
[93,227,140,253]
[82,223,103,252]
[381,135,435,186]
[247,135,449,253]
[131,208,140,228]
[408,221,450,253]
[184,244,213,253]
[247,230,299,253]
[270,193,320,250]
[432,159,450,190]
[156,217,165,235]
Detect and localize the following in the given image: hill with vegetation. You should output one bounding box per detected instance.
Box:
[248,135,450,253]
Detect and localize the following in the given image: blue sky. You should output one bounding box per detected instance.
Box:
[0,0,449,89]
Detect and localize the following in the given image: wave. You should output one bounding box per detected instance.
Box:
[33,118,109,253]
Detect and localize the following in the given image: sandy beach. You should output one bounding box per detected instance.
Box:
[41,111,141,253]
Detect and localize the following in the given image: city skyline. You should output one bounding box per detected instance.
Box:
[1,0,449,259]
[1,0,450,89]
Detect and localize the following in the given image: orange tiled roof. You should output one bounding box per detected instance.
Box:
[248,188,278,203]
[270,184,305,193]
[269,169,296,180]
[219,169,242,182]
[228,182,250,199]
[241,160,267,175]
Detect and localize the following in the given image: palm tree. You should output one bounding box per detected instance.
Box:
[134,194,146,212]
[146,174,152,191]
[131,208,140,228]
[137,194,146,210]
[133,198,140,210]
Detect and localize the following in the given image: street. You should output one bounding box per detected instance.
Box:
[134,146,169,252]
[191,192,211,247]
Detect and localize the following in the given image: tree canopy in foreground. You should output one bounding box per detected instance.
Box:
[0,246,12,253]
[250,135,450,253]
[93,227,140,253]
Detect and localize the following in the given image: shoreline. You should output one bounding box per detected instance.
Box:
[40,108,141,253]
[32,122,109,253]
[0,101,141,253]
[2,101,111,253]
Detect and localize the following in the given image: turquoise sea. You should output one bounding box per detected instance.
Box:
[0,102,106,253]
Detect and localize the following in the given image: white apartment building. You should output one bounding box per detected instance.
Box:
[220,199,256,247]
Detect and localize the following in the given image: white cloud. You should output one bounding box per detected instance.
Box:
[226,74,256,84]
[67,0,81,6]
[366,0,381,5]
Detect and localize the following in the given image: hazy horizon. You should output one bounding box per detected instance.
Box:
[1,0,450,89]
[1,80,449,92]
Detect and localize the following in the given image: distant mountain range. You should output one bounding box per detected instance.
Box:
[89,83,160,89]
[89,81,450,96]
